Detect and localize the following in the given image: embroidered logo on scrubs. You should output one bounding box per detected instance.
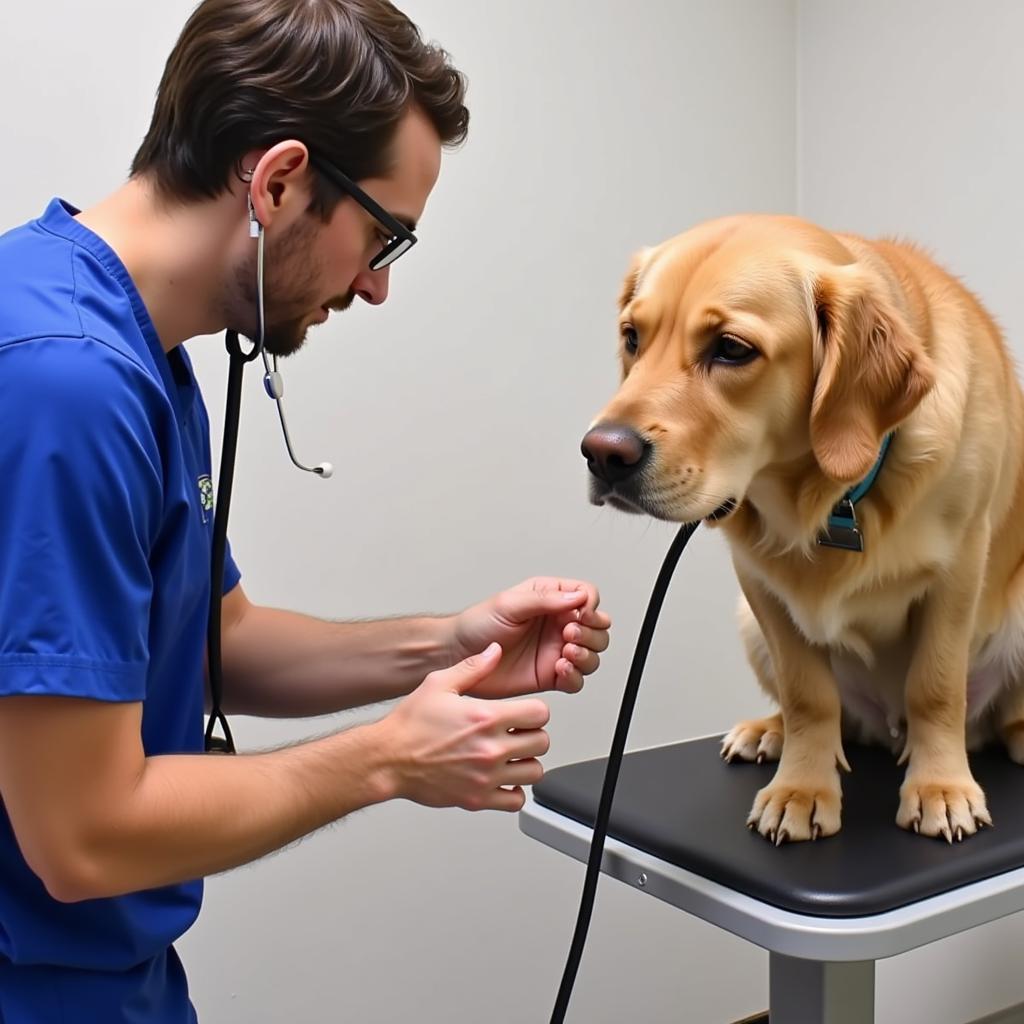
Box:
[197,475,214,524]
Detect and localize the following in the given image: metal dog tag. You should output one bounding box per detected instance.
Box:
[817,498,864,553]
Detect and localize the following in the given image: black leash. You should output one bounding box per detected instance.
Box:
[550,519,701,1023]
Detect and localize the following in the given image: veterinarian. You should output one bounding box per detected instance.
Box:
[0,1,611,1020]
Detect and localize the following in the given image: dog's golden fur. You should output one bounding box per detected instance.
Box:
[587,214,1024,843]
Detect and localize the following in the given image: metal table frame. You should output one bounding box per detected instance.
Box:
[521,792,1024,1022]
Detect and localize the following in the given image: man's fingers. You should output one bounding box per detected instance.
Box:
[558,580,602,617]
[542,578,600,607]
[499,758,545,788]
[500,586,587,623]
[504,729,551,760]
[497,697,550,731]
[435,642,503,695]
[562,622,610,653]
[501,579,606,625]
[578,608,611,629]
[555,660,584,693]
[563,645,600,675]
[487,786,527,813]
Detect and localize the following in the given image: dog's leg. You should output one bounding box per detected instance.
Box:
[994,681,1024,764]
[737,570,848,844]
[722,596,785,764]
[897,526,993,841]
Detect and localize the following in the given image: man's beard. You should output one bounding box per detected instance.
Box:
[232,215,354,357]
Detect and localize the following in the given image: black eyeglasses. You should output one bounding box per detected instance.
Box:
[309,156,418,271]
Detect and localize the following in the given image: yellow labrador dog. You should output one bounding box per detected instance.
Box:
[582,215,1024,845]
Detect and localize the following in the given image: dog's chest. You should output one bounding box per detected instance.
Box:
[742,552,931,659]
[737,510,959,651]
[799,581,928,653]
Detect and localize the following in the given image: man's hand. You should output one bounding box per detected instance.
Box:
[372,643,550,812]
[447,577,611,699]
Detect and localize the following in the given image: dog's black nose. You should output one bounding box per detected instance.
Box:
[581,424,649,485]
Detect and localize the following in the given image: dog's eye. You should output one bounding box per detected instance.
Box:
[712,334,758,365]
[622,326,639,355]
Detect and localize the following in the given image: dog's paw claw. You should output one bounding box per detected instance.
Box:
[748,773,842,844]
[722,717,785,764]
[898,774,990,842]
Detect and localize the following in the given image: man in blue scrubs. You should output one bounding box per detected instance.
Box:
[0,1,612,1020]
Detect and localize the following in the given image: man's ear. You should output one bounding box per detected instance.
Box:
[810,265,935,483]
[246,141,312,228]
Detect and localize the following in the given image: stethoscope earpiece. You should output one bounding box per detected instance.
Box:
[245,190,333,481]
[247,191,261,239]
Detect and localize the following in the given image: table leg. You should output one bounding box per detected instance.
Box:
[768,952,875,1023]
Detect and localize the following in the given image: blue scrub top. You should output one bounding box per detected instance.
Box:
[0,199,242,1022]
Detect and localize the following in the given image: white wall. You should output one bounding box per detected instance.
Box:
[1,1,796,1022]
[11,1,1024,1021]
[798,3,1024,1022]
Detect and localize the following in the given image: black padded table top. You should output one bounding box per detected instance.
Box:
[532,736,1024,918]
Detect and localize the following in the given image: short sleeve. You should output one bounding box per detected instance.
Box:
[223,539,242,596]
[0,338,168,702]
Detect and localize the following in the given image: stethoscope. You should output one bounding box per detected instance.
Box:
[204,190,333,754]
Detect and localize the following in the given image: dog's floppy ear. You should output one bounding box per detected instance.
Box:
[810,265,935,483]
[618,247,652,310]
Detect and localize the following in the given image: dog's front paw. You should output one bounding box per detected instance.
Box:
[747,771,842,844]
[896,772,992,842]
[721,713,784,764]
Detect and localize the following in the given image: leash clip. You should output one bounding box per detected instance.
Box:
[817,497,864,553]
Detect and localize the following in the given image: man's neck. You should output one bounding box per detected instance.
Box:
[75,178,241,352]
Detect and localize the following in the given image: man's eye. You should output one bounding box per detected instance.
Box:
[622,325,639,355]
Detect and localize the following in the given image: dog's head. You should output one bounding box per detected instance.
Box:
[582,215,935,528]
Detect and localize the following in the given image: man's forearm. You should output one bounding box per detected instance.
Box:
[220,602,455,717]
[65,722,394,901]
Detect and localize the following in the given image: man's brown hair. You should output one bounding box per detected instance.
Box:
[131,0,468,216]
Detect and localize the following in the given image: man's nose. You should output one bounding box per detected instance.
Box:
[353,264,391,306]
